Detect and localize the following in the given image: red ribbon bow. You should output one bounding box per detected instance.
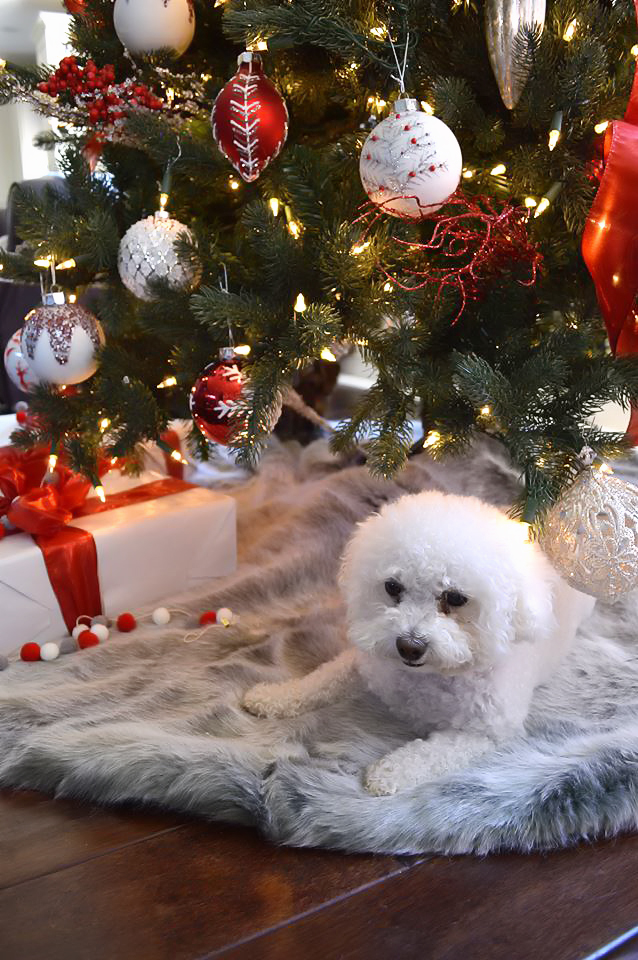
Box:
[582,0,638,440]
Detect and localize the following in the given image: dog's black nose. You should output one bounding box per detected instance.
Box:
[396,635,428,664]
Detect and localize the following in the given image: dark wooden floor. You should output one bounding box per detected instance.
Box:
[1,789,637,960]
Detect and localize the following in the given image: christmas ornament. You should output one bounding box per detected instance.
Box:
[484,0,546,110]
[113,0,195,58]
[540,449,638,602]
[211,52,289,183]
[118,210,201,301]
[199,610,217,626]
[3,329,40,393]
[190,348,245,445]
[152,606,171,625]
[117,612,137,632]
[359,98,463,219]
[21,292,105,386]
[78,630,100,649]
[40,642,60,661]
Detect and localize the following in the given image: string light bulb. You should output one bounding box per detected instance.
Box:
[351,239,370,255]
[157,375,177,388]
[563,19,577,41]
[229,177,240,191]
[234,344,251,356]
[33,257,51,268]
[490,163,506,176]
[320,347,337,362]
[68,293,77,303]
[548,111,563,152]
[420,101,434,115]
[533,181,563,218]
[524,197,537,208]
[423,430,441,449]
[48,453,58,471]
[594,120,609,134]
[170,449,189,466]
[462,168,475,179]
[293,293,307,313]
[269,197,280,216]
[99,417,111,432]
[480,405,491,416]
[287,220,301,239]
[57,258,76,270]
[369,25,387,38]
[632,44,638,57]
[95,485,106,503]
[383,281,393,292]
[159,192,169,210]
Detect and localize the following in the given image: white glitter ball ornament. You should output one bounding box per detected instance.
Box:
[3,328,40,393]
[21,292,105,386]
[540,450,638,602]
[118,211,202,301]
[113,0,195,58]
[359,98,463,220]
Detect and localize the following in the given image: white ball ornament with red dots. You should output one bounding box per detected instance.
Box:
[359,98,463,220]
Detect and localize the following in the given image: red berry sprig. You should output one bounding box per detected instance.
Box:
[36,56,162,131]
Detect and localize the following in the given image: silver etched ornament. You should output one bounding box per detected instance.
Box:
[21,291,104,385]
[118,210,202,301]
[485,0,546,110]
[540,451,638,602]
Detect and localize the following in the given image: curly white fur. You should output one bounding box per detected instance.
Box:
[244,490,595,795]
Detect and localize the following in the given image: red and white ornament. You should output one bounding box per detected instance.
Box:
[3,328,40,393]
[21,292,105,386]
[190,348,246,446]
[359,98,463,220]
[211,52,289,183]
[113,0,195,58]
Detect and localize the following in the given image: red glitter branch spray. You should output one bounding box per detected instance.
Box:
[355,192,543,322]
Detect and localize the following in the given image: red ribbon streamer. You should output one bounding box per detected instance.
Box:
[1,444,192,634]
[581,0,638,439]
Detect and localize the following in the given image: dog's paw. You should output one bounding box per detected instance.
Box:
[363,745,429,797]
[241,682,301,719]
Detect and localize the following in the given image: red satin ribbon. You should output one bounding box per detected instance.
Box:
[581,0,638,440]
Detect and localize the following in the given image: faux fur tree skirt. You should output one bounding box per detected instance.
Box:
[2,439,638,856]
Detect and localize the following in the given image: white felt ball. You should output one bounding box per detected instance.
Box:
[21,299,105,386]
[3,329,40,393]
[72,623,90,640]
[40,642,60,661]
[359,98,462,220]
[217,607,233,624]
[152,607,171,626]
[113,0,195,58]
[90,623,110,641]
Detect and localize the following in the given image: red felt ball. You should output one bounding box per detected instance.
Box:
[117,612,137,632]
[15,410,28,425]
[199,610,217,626]
[20,643,41,662]
[78,630,99,649]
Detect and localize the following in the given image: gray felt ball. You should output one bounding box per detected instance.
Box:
[0,654,9,671]
[59,637,77,655]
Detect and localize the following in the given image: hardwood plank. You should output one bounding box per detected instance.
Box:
[0,820,407,960]
[215,836,638,960]
[0,789,185,888]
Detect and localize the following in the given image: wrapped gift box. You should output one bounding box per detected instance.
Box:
[0,470,236,653]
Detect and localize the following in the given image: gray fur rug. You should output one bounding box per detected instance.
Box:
[2,439,638,856]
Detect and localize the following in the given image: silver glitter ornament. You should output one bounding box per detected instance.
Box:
[118,210,202,301]
[21,291,104,385]
[485,0,546,110]
[540,449,638,602]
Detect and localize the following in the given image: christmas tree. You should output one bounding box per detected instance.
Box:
[2,0,638,522]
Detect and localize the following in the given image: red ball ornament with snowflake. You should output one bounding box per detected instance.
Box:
[190,348,246,446]
[211,51,289,183]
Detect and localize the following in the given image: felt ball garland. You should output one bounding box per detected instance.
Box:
[9,604,236,667]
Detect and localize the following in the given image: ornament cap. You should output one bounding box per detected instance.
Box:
[42,291,66,307]
[393,98,420,114]
[218,346,237,362]
[237,51,262,66]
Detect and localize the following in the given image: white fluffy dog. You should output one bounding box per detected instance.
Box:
[243,491,595,795]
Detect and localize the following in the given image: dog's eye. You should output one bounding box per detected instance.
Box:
[440,589,468,613]
[384,578,404,600]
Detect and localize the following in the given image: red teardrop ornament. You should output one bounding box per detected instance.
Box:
[211,51,289,183]
[190,350,246,446]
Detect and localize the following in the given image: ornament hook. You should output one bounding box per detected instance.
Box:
[389,31,410,95]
